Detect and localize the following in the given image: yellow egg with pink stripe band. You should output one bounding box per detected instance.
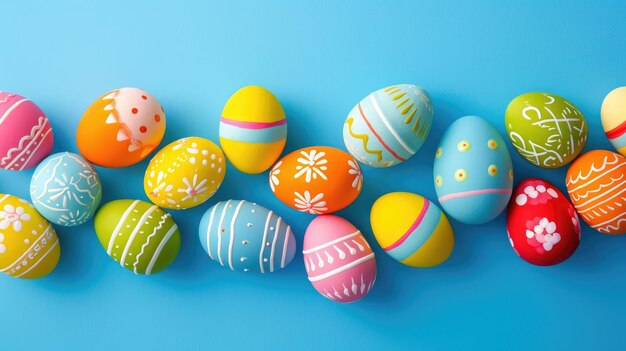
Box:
[370,192,454,267]
[219,86,287,174]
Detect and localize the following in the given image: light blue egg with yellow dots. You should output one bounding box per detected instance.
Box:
[343,84,433,168]
[433,116,514,224]
[198,200,296,273]
[29,152,102,227]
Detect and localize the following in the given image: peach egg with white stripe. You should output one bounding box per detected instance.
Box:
[94,199,181,274]
[370,192,454,268]
[303,215,376,303]
[0,194,60,279]
[198,200,296,273]
[0,92,54,171]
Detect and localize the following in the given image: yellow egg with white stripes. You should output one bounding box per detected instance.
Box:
[94,199,180,275]
[0,194,60,279]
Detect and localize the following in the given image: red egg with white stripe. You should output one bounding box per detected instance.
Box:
[0,92,54,171]
[303,215,376,303]
[507,178,581,266]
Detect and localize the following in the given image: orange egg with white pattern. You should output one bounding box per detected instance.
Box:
[270,146,363,214]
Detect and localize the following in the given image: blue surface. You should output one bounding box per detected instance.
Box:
[1,1,626,350]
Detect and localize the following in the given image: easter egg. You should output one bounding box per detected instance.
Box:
[601,87,626,156]
[507,178,581,266]
[270,146,362,214]
[220,86,287,174]
[434,116,514,224]
[343,84,433,168]
[0,194,60,279]
[0,92,54,171]
[77,87,165,168]
[370,192,454,267]
[144,137,225,210]
[198,200,296,273]
[94,199,180,274]
[303,215,376,303]
[505,92,587,168]
[566,150,626,235]
[30,152,102,226]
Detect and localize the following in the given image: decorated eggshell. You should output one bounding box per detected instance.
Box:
[144,137,225,210]
[601,87,626,156]
[30,152,102,226]
[270,146,362,214]
[0,92,54,171]
[343,84,433,168]
[507,179,580,266]
[77,87,165,168]
[506,92,587,168]
[303,215,376,303]
[433,116,514,224]
[219,86,287,174]
[566,150,626,235]
[198,200,296,273]
[370,192,454,267]
[94,199,180,274]
[0,194,60,279]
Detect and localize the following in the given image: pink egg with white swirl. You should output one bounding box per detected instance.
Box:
[303,214,376,303]
[0,92,54,171]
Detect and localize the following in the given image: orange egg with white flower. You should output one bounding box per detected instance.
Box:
[269,146,363,214]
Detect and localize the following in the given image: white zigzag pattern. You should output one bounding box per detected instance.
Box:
[0,116,47,166]
[132,214,168,273]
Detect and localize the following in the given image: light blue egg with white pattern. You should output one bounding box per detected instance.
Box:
[343,84,433,168]
[198,200,296,273]
[30,152,102,226]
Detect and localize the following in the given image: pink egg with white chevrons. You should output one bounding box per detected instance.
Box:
[303,214,376,303]
[0,92,54,171]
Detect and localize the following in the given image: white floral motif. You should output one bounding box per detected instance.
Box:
[294,191,328,214]
[0,205,31,232]
[525,218,561,251]
[347,159,362,191]
[147,170,174,199]
[294,150,328,183]
[0,233,5,254]
[269,161,282,192]
[178,174,208,203]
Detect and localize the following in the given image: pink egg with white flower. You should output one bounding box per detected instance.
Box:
[303,214,376,303]
[0,92,54,171]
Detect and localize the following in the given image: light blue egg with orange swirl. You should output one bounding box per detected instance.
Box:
[343,84,433,168]
[433,116,514,224]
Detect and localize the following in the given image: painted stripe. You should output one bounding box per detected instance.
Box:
[107,200,140,254]
[15,238,58,278]
[308,253,375,282]
[577,185,626,211]
[606,119,626,139]
[592,211,626,228]
[259,210,273,273]
[219,122,286,143]
[0,98,28,125]
[17,127,53,171]
[120,206,158,266]
[439,188,512,202]
[269,217,281,272]
[280,226,291,269]
[228,200,246,270]
[5,119,50,169]
[220,117,286,129]
[0,224,52,272]
[370,94,416,154]
[216,200,232,266]
[357,103,405,162]
[568,163,626,192]
[145,224,178,274]
[302,231,361,254]
[384,199,430,251]
[0,194,9,204]
[205,204,218,260]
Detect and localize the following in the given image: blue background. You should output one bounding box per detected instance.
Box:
[1,1,626,349]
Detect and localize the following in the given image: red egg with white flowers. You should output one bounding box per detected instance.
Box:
[506,178,581,266]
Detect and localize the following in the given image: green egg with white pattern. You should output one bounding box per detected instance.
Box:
[505,92,588,169]
[94,199,180,274]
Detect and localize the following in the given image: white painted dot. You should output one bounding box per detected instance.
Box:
[24,239,29,244]
[263,258,268,263]
[515,194,527,206]
[202,160,208,166]
[189,157,196,164]
[211,154,216,160]
[202,150,209,156]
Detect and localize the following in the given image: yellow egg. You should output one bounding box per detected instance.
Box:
[144,137,225,210]
[0,194,60,279]
[219,86,287,174]
[370,192,454,267]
